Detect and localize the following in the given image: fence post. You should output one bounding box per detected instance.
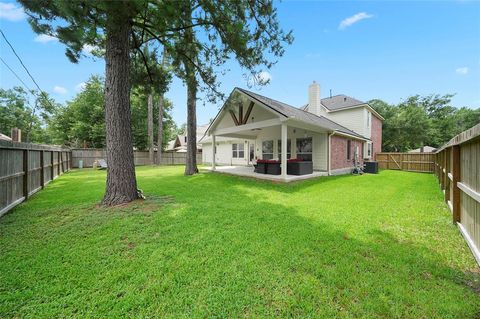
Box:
[451,145,461,223]
[445,148,450,203]
[51,151,54,179]
[23,149,29,200]
[40,150,45,189]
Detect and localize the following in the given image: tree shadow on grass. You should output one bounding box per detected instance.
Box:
[1,168,479,318]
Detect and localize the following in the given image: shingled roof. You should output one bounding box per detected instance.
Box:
[320,94,365,111]
[236,88,367,140]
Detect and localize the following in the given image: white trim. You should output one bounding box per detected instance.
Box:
[458,222,480,266]
[447,200,453,212]
[333,131,369,142]
[327,103,385,121]
[207,88,286,134]
[213,118,282,136]
[457,182,480,204]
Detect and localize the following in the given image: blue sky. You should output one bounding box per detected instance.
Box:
[1,0,479,126]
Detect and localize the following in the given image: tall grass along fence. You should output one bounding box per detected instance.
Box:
[0,140,71,217]
[434,123,480,265]
[71,149,202,168]
[376,152,435,173]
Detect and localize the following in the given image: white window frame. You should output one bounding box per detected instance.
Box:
[262,140,274,160]
[296,137,312,161]
[364,141,372,159]
[232,143,245,158]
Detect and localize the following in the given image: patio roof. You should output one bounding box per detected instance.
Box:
[206,88,368,141]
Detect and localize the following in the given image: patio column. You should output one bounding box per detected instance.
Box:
[281,123,287,179]
[211,134,216,171]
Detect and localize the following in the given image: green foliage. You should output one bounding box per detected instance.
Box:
[49,75,176,149]
[130,89,176,151]
[1,167,479,317]
[0,87,57,143]
[370,95,480,152]
[49,76,106,148]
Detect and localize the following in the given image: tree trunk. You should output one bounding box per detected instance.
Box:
[102,4,139,206]
[184,76,198,175]
[148,93,154,164]
[156,94,164,166]
[183,1,198,176]
[156,49,167,166]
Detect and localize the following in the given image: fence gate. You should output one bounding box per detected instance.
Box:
[376,152,435,173]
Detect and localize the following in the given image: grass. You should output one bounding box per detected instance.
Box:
[0,166,479,318]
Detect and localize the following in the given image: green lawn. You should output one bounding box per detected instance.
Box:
[0,167,479,318]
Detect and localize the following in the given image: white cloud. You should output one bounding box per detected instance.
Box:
[75,82,86,92]
[82,44,96,55]
[455,67,469,75]
[34,34,58,43]
[53,86,68,95]
[0,2,26,21]
[339,12,373,30]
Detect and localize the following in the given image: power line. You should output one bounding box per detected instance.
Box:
[0,28,56,109]
[0,56,33,92]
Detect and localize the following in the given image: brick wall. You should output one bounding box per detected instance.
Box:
[371,114,382,159]
[330,135,364,170]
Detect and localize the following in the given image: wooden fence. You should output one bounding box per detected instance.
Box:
[0,140,71,217]
[434,123,480,265]
[376,152,435,173]
[71,149,202,168]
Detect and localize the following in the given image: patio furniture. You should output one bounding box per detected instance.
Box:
[287,159,313,175]
[254,162,267,174]
[266,162,281,175]
[256,159,281,175]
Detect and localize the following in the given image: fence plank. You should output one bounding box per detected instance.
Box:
[434,123,480,265]
[23,149,28,201]
[376,152,435,173]
[71,149,203,168]
[0,140,71,218]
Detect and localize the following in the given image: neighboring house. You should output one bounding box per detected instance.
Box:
[408,146,436,153]
[200,81,383,177]
[166,124,208,153]
[0,133,12,141]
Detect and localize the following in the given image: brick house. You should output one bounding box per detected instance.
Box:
[200,82,383,181]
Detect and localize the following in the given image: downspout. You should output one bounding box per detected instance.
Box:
[328,132,335,175]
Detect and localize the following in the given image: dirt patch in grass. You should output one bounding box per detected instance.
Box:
[95,195,175,214]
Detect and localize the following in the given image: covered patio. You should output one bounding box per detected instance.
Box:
[200,87,368,182]
[204,165,328,182]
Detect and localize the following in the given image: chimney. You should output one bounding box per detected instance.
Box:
[11,128,21,142]
[308,81,321,115]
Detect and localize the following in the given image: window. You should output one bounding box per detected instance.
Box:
[296,137,312,161]
[262,140,274,159]
[367,111,371,129]
[347,140,352,160]
[232,143,244,158]
[364,142,372,159]
[278,139,291,159]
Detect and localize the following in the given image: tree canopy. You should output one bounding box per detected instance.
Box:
[370,94,480,152]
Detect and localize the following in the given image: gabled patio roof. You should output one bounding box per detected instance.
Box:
[201,88,368,142]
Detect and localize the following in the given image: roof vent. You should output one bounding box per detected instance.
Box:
[343,97,347,102]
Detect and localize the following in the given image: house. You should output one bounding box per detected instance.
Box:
[200,81,383,181]
[0,133,12,141]
[166,124,208,153]
[408,146,436,153]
